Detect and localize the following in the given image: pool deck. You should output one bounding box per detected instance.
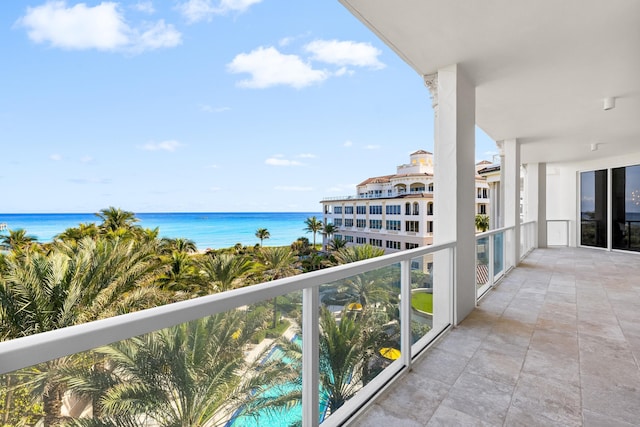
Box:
[351,247,640,426]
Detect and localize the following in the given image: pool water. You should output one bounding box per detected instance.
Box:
[228,336,329,426]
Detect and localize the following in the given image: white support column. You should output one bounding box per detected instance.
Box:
[525,162,547,248]
[502,139,521,264]
[426,64,476,325]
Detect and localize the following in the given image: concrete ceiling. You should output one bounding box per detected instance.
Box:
[339,0,640,164]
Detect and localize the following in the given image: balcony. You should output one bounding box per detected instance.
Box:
[352,246,640,426]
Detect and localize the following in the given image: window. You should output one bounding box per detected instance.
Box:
[427,202,433,216]
[345,206,354,214]
[386,204,401,215]
[334,218,343,226]
[344,235,354,243]
[478,204,487,215]
[369,205,382,215]
[428,183,434,192]
[356,219,366,228]
[335,234,342,240]
[406,221,419,232]
[405,202,411,215]
[386,240,401,250]
[356,237,366,244]
[369,238,382,247]
[356,206,366,215]
[477,188,482,198]
[413,202,419,215]
[369,219,382,229]
[334,206,342,214]
[427,221,433,233]
[344,219,353,227]
[386,220,401,231]
[580,170,607,248]
[483,188,488,198]
[405,242,419,249]
[612,165,640,251]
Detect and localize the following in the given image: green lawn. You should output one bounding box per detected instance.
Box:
[411,292,433,314]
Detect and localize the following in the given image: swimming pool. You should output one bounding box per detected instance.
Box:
[228,336,329,426]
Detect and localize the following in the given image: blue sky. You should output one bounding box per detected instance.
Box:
[0,0,498,213]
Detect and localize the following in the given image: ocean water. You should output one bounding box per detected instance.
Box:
[0,212,322,250]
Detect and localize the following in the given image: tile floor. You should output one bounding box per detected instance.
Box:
[351,247,640,426]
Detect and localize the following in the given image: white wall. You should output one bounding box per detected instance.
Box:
[546,151,640,247]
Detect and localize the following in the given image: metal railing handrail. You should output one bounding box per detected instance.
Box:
[0,241,456,376]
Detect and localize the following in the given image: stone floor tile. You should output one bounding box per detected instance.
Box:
[426,405,491,427]
[352,404,425,427]
[508,372,582,426]
[439,372,513,425]
[376,372,450,423]
[464,346,525,387]
[583,409,639,427]
[411,347,470,385]
[521,348,581,388]
[582,373,640,425]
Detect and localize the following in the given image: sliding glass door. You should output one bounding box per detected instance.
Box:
[580,170,607,248]
[612,165,640,251]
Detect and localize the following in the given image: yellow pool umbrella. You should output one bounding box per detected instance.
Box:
[379,347,401,360]
[232,329,242,340]
[347,302,363,311]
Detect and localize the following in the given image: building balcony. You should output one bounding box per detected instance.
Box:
[352,246,640,426]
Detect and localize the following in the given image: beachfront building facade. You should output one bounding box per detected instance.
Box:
[320,150,490,253]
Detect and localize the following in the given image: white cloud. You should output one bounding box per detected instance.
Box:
[177,0,261,24]
[142,140,183,152]
[265,156,303,166]
[297,153,316,158]
[209,186,221,191]
[132,1,155,14]
[80,155,93,163]
[275,185,313,191]
[305,39,385,69]
[207,164,219,169]
[365,144,381,150]
[199,104,230,113]
[228,46,329,89]
[134,20,181,51]
[326,183,355,193]
[16,1,181,53]
[343,140,353,147]
[50,153,62,161]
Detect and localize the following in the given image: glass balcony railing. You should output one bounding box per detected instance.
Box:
[0,242,456,427]
[475,226,513,299]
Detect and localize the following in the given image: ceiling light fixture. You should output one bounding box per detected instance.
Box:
[604,97,616,111]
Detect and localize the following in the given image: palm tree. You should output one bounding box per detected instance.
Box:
[157,250,201,294]
[199,253,254,293]
[257,247,301,328]
[333,244,385,265]
[0,236,168,425]
[54,223,99,243]
[95,207,139,234]
[64,313,296,427]
[339,274,389,310]
[319,308,387,415]
[0,228,38,252]
[475,214,490,232]
[255,228,271,247]
[303,216,323,250]
[322,223,338,251]
[329,237,348,252]
[160,237,198,254]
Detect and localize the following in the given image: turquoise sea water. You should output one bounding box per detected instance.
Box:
[0,212,321,250]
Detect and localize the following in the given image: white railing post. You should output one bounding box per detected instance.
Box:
[488,233,495,288]
[302,287,320,427]
[400,259,412,371]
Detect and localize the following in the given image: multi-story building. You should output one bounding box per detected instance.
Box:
[320,150,491,252]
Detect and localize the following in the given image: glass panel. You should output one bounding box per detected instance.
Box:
[411,254,433,345]
[580,170,608,248]
[319,264,400,422]
[476,236,489,296]
[612,165,640,251]
[2,302,303,427]
[493,231,504,278]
